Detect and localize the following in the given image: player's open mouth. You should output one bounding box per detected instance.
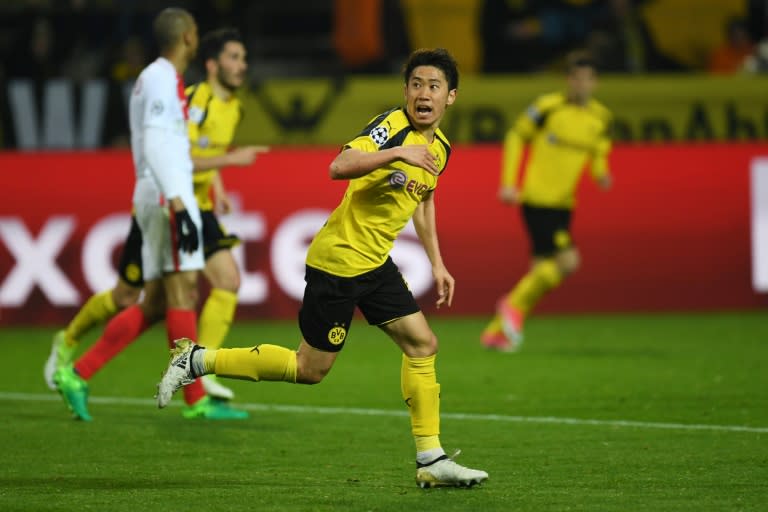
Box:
[416,105,433,115]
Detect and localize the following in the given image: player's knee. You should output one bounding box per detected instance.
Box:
[219,270,240,293]
[113,286,141,310]
[563,257,580,275]
[139,295,166,322]
[403,331,438,358]
[295,364,329,385]
[557,251,581,276]
[184,287,200,310]
[165,275,199,310]
[424,332,439,354]
[206,253,241,292]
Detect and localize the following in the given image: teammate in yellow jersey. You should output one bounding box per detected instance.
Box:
[481,51,613,352]
[45,27,266,419]
[184,28,268,400]
[156,48,489,488]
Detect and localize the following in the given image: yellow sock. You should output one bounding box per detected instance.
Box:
[508,259,563,315]
[198,288,238,350]
[402,354,442,448]
[65,290,117,347]
[208,345,297,383]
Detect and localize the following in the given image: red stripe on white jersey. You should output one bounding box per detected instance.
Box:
[176,72,188,120]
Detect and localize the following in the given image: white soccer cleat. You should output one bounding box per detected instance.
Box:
[202,374,235,401]
[44,330,75,391]
[156,338,199,408]
[415,451,489,489]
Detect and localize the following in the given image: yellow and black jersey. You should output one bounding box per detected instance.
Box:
[306,107,451,277]
[185,81,243,210]
[501,92,612,209]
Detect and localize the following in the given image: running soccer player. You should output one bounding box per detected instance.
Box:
[481,51,613,351]
[156,48,489,488]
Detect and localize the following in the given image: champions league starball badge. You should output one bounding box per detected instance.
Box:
[370,126,389,146]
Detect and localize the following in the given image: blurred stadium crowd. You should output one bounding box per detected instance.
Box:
[0,0,766,82]
[0,0,766,148]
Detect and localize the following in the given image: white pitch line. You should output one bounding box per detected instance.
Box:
[1,391,766,434]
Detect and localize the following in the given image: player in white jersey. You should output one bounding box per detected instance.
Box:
[53,8,219,419]
[130,44,203,279]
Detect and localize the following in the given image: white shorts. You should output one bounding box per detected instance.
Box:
[134,200,204,281]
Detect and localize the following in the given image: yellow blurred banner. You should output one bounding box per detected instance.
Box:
[234,75,768,145]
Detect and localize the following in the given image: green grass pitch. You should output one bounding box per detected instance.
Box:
[0,312,766,511]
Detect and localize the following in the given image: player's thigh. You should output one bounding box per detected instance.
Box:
[298,266,357,353]
[203,249,240,292]
[378,311,437,358]
[162,270,199,309]
[112,278,142,310]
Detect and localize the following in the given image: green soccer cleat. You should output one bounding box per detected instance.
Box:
[181,396,250,420]
[44,330,78,391]
[53,365,92,422]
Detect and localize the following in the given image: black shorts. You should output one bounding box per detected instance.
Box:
[298,257,421,352]
[117,211,239,285]
[200,210,240,259]
[521,204,574,257]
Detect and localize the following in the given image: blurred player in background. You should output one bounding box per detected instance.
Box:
[156,48,489,488]
[49,15,263,420]
[481,51,613,352]
[183,27,268,401]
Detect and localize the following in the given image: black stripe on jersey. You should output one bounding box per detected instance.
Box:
[186,84,201,104]
[535,110,550,128]
[380,126,413,151]
[536,104,567,128]
[355,107,400,138]
[198,94,214,128]
[532,98,566,129]
[435,131,451,171]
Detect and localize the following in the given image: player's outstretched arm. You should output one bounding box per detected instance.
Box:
[329,145,439,180]
[191,146,269,171]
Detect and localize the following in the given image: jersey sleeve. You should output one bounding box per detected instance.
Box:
[344,134,378,153]
[513,94,563,140]
[343,109,398,153]
[500,128,524,188]
[141,69,180,130]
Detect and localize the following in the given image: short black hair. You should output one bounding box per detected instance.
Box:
[199,28,244,63]
[403,48,459,91]
[565,50,597,74]
[153,7,194,52]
